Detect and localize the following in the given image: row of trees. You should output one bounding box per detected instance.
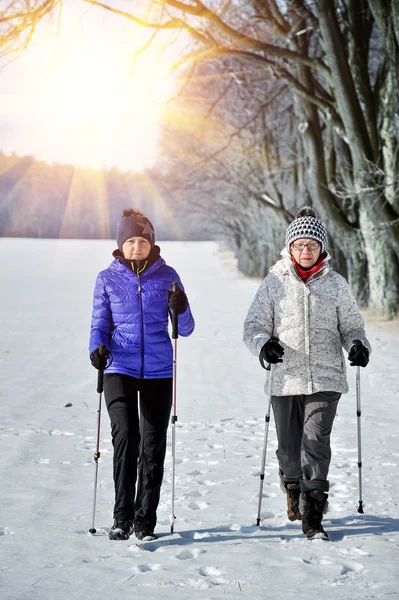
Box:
[1,1,398,315]
[153,0,399,315]
[0,152,209,241]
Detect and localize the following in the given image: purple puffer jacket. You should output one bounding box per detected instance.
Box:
[89,255,195,379]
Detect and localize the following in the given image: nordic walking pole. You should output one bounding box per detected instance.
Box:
[89,344,107,534]
[170,282,179,533]
[256,360,276,526]
[355,364,364,514]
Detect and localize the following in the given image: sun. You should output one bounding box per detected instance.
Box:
[1,4,175,171]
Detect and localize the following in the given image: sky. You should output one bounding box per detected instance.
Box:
[1,238,399,600]
[0,1,177,171]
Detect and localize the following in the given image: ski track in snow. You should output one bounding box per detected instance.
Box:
[0,239,399,600]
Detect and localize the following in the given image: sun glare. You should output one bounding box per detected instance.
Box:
[1,5,175,171]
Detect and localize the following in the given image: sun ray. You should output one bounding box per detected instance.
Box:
[140,170,185,240]
[0,157,37,236]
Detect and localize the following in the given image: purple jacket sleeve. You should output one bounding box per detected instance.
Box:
[170,272,195,337]
[89,273,112,354]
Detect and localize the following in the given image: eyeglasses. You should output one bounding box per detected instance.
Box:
[291,242,320,251]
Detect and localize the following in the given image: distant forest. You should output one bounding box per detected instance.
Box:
[0,152,209,242]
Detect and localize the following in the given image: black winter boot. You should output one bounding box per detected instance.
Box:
[135,529,158,541]
[281,482,302,521]
[109,519,134,540]
[301,490,328,540]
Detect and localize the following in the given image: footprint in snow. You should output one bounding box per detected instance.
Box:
[326,560,364,585]
[178,531,211,540]
[198,566,222,577]
[188,501,209,510]
[133,563,162,574]
[234,524,261,534]
[175,548,206,560]
[259,511,276,520]
[173,458,188,465]
[184,490,208,499]
[339,546,372,558]
[339,561,364,574]
[187,469,206,477]
[132,542,161,552]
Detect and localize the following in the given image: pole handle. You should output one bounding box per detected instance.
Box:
[97,344,106,393]
[171,281,179,340]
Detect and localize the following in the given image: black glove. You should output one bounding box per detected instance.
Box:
[259,338,284,368]
[90,346,110,370]
[348,340,369,367]
[168,288,188,315]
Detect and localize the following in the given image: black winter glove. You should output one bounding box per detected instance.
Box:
[348,340,369,367]
[259,338,284,368]
[90,346,110,370]
[168,288,188,315]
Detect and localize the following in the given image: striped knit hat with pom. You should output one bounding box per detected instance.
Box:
[285,209,328,253]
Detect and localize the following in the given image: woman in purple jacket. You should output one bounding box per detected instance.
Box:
[89,209,195,541]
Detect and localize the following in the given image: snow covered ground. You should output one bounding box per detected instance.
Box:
[1,238,399,600]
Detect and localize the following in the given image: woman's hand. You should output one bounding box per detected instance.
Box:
[168,288,188,314]
[259,338,284,367]
[90,346,110,370]
[348,340,369,367]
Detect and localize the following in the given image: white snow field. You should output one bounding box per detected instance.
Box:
[1,238,398,600]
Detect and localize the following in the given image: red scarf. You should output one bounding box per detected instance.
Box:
[292,254,325,282]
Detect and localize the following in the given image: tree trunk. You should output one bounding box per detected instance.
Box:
[359,203,399,315]
[290,7,367,299]
[317,0,399,315]
[380,67,399,213]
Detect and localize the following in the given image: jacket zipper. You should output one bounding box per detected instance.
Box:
[303,269,328,393]
[289,261,329,393]
[138,274,145,379]
[130,260,148,380]
[303,285,312,393]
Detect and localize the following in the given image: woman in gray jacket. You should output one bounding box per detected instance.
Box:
[243,207,370,540]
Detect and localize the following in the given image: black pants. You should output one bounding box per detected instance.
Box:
[271,391,340,492]
[104,374,172,531]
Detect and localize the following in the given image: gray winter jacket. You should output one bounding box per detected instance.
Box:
[243,250,371,396]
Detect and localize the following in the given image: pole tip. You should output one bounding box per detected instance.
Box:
[357,502,364,514]
[89,528,96,534]
[256,519,261,526]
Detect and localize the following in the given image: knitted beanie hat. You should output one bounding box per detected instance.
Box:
[116,210,155,251]
[285,207,328,253]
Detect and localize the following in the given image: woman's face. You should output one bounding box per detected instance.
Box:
[122,237,151,260]
[290,238,321,268]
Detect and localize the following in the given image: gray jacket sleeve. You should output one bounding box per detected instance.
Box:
[336,276,371,354]
[243,277,274,357]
